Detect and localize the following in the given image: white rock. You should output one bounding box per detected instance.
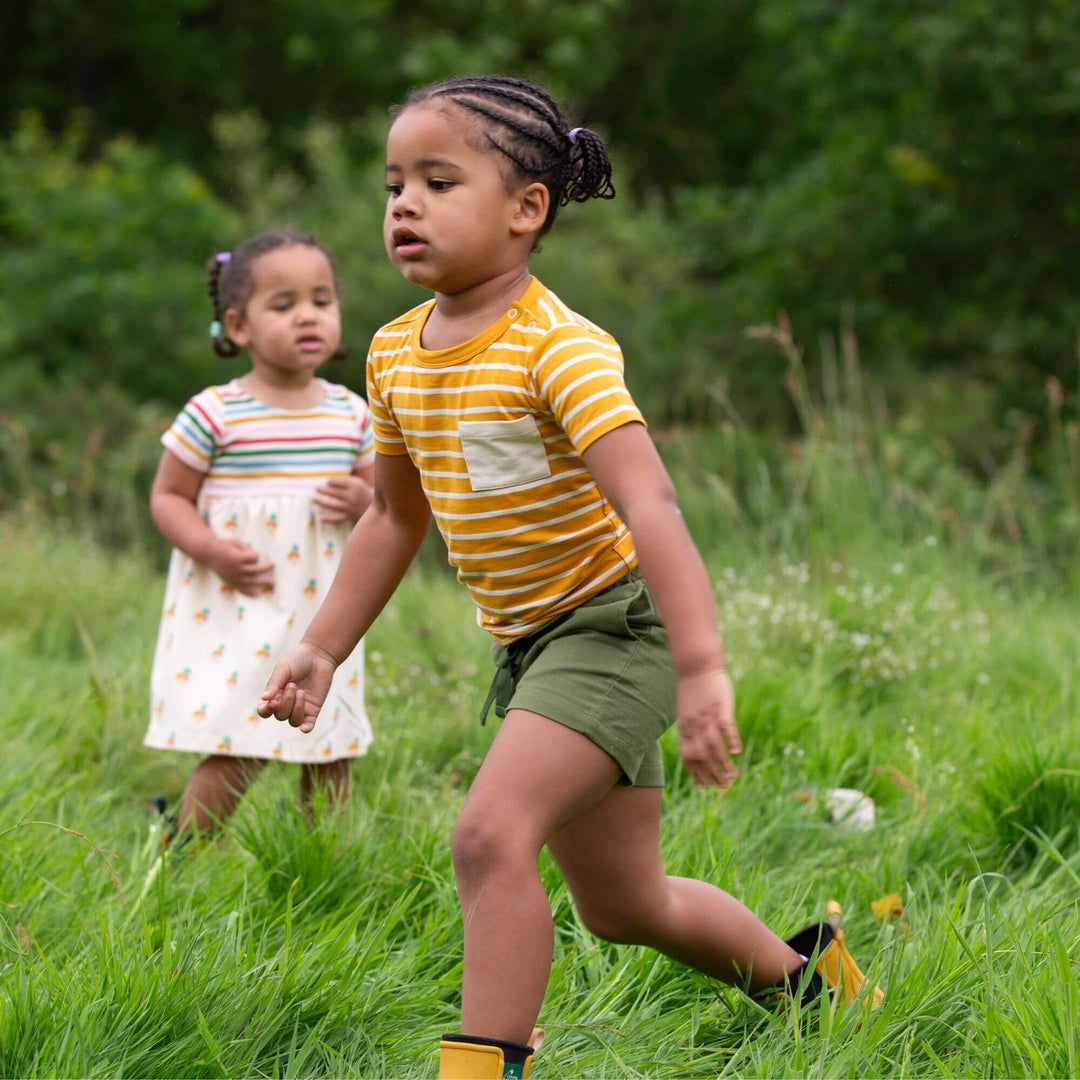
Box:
[824,787,876,831]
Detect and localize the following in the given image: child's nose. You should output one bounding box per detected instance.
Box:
[393,185,420,217]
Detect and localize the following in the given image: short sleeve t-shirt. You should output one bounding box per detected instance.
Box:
[162,378,375,495]
[366,276,644,642]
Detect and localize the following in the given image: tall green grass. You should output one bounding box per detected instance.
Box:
[2,357,1079,1076]
[4,315,1079,574]
[663,316,1080,577]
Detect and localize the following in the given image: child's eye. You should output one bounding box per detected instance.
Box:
[385,183,403,197]
[429,179,453,192]
[272,304,292,312]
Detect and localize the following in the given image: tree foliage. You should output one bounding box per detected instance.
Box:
[590,1,1080,393]
[2,0,1080,441]
[0,0,617,168]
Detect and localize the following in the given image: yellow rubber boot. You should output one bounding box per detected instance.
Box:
[820,901,884,1008]
[439,1034,536,1079]
[782,902,883,1009]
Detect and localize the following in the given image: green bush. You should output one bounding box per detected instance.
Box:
[3,112,1078,570]
[0,111,718,540]
[0,112,234,403]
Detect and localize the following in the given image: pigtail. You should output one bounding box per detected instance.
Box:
[562,127,615,206]
[206,251,240,359]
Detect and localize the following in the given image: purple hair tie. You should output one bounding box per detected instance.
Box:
[215,251,232,265]
[567,127,584,146]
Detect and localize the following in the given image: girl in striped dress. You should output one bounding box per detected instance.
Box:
[144,230,375,836]
[259,80,880,1077]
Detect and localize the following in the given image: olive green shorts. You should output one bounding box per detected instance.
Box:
[481,569,677,787]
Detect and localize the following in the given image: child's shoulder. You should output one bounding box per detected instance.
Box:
[371,299,434,340]
[522,281,618,347]
[319,379,369,414]
[186,379,247,405]
[171,380,241,428]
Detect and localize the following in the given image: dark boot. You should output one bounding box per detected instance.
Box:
[759,904,884,1010]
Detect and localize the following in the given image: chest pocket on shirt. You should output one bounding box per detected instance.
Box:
[459,415,552,492]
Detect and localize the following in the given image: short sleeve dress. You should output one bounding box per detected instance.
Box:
[143,378,375,763]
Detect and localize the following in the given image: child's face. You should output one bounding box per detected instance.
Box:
[225,245,341,378]
[383,104,542,294]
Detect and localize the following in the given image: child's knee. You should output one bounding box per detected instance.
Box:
[201,754,264,785]
[450,807,529,885]
[575,899,640,945]
[573,885,666,946]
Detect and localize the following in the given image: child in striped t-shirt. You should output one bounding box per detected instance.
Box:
[259,78,880,1077]
[145,230,375,839]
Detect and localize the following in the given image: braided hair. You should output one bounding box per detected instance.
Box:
[206,229,346,360]
[398,75,615,238]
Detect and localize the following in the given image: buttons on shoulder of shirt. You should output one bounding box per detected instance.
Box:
[508,307,518,318]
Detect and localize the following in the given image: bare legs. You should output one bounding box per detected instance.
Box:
[548,786,800,987]
[178,754,267,833]
[452,711,622,1042]
[177,754,351,835]
[300,758,351,821]
[451,709,803,1043]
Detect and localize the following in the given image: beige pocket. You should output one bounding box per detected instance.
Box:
[459,415,551,491]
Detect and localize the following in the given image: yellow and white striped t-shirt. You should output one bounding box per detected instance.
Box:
[366,276,644,642]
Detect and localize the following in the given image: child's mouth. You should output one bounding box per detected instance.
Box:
[297,336,324,352]
[392,227,427,258]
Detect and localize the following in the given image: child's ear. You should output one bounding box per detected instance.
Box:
[510,182,549,239]
[224,308,249,347]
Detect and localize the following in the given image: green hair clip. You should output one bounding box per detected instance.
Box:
[209,320,223,339]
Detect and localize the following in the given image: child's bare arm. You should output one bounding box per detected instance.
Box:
[582,422,740,788]
[258,452,430,731]
[150,450,275,596]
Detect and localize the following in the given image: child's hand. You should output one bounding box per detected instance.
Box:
[314,475,373,523]
[256,642,338,733]
[676,669,741,788]
[206,537,275,596]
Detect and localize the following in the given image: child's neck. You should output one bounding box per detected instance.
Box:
[238,368,325,410]
[423,265,532,351]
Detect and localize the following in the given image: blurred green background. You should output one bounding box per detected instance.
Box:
[4,13,1080,1075]
[2,0,1078,559]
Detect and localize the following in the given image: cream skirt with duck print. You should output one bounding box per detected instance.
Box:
[144,493,372,763]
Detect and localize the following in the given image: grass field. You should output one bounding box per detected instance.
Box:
[3,397,1080,1077]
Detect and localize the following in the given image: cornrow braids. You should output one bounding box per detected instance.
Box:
[205,229,347,360]
[400,75,615,237]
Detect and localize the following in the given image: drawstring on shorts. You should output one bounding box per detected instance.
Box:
[479,644,517,725]
[477,569,637,726]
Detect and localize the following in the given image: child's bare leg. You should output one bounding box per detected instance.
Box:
[178,755,266,834]
[546,784,803,992]
[451,709,622,1044]
[299,758,351,820]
